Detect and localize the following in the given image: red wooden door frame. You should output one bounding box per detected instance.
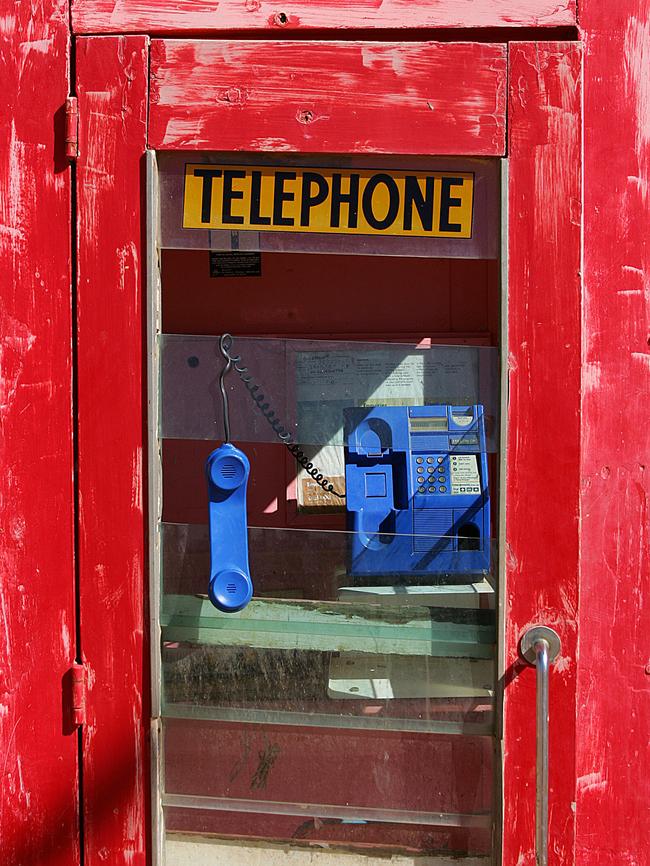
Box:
[503,41,581,866]
[76,36,150,866]
[75,36,581,866]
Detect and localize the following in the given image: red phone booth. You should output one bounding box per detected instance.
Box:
[2,2,649,866]
[74,31,579,866]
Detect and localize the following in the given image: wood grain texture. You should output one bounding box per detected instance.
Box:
[0,3,79,865]
[72,0,576,35]
[76,35,149,866]
[149,40,507,155]
[503,42,581,866]
[576,2,650,863]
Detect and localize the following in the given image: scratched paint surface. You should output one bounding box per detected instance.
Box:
[148,40,507,155]
[0,2,78,865]
[503,43,581,866]
[71,0,576,34]
[576,2,650,863]
[76,36,149,866]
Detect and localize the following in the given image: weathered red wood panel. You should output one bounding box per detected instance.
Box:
[149,40,507,155]
[72,0,576,35]
[76,35,149,866]
[503,42,581,866]
[576,2,650,863]
[0,3,79,865]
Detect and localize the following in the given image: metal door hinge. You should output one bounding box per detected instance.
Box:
[65,96,78,160]
[70,662,87,727]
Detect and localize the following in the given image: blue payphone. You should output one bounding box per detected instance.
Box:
[344,405,490,576]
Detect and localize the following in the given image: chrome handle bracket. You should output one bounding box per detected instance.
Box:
[521,625,561,665]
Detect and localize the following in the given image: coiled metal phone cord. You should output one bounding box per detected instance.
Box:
[219,333,345,498]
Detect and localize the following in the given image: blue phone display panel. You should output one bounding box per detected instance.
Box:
[205,443,253,612]
[345,405,490,576]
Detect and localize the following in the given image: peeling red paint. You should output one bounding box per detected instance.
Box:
[0,1,78,865]
[76,35,149,866]
[577,1,650,862]
[504,42,582,866]
[148,40,507,154]
[71,0,576,34]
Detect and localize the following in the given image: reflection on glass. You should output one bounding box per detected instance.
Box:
[162,523,498,599]
[164,807,493,859]
[157,151,499,260]
[160,334,499,451]
[162,718,494,850]
[161,523,495,736]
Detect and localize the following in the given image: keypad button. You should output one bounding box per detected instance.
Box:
[416,457,424,465]
[417,476,424,484]
[426,457,434,464]
[427,466,434,474]
[428,486,436,493]
[438,476,446,483]
[439,485,447,492]
[437,457,444,464]
[418,486,426,493]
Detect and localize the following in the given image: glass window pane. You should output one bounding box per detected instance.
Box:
[151,153,503,862]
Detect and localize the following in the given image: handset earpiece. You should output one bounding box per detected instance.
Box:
[205,443,253,612]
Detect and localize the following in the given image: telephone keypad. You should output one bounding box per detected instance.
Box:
[412,454,479,497]
[413,453,450,496]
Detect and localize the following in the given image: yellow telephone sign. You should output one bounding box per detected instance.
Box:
[183,164,474,239]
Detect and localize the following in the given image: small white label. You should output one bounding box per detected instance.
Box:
[450,454,481,495]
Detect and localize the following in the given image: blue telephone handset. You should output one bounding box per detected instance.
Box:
[205,443,253,612]
[345,404,490,576]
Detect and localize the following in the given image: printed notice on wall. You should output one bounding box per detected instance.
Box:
[450,454,481,495]
[294,348,479,446]
[292,346,479,510]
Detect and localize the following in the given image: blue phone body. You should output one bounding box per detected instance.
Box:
[345,405,490,576]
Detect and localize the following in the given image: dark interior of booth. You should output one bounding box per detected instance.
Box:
[161,250,499,529]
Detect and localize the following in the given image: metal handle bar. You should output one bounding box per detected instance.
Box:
[520,626,561,866]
